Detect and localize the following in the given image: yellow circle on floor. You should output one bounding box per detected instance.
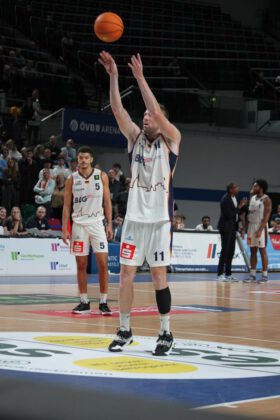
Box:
[35,335,138,349]
[74,356,197,374]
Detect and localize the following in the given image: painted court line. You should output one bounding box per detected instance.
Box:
[195,394,280,410]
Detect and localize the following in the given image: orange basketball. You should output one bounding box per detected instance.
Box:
[94,12,124,43]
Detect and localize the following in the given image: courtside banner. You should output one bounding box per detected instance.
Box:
[0,238,76,276]
[62,108,126,148]
[242,233,280,271]
[170,231,247,272]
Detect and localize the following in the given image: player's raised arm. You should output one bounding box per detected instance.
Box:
[99,51,140,150]
[128,53,181,151]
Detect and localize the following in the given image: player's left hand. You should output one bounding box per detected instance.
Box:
[128,53,144,79]
[106,225,113,241]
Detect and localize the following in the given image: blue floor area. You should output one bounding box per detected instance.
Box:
[1,272,279,285]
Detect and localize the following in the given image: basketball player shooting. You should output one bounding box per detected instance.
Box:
[99,51,181,355]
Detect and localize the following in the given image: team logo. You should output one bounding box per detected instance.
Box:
[70,119,79,132]
[73,241,84,253]
[121,243,136,259]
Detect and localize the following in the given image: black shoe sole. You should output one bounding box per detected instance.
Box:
[72,310,91,314]
[99,311,112,316]
[108,338,133,352]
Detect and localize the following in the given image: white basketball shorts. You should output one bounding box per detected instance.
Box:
[247,223,267,248]
[120,220,172,267]
[71,220,108,256]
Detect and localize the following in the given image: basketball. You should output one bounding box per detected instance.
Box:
[94,12,124,43]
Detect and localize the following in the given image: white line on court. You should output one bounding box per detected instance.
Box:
[194,394,280,410]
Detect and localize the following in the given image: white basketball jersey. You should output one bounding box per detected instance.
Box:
[126,132,178,223]
[248,194,268,224]
[72,168,104,225]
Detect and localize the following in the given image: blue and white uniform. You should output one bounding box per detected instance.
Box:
[247,194,268,248]
[71,168,108,255]
[120,132,178,266]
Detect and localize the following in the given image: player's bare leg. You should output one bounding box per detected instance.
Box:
[96,252,112,315]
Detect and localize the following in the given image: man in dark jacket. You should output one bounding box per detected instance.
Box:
[217,182,244,281]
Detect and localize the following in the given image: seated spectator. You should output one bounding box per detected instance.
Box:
[112,162,125,186]
[26,206,50,230]
[0,206,7,226]
[33,168,55,217]
[39,159,54,179]
[4,206,27,236]
[108,168,122,206]
[195,216,214,231]
[61,139,76,165]
[115,177,130,217]
[112,214,124,242]
[44,135,61,164]
[5,139,22,161]
[1,158,20,212]
[0,150,8,200]
[69,158,78,173]
[270,204,280,232]
[51,174,66,221]
[52,155,71,179]
[173,213,186,231]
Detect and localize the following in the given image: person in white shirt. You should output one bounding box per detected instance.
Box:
[195,216,214,231]
[52,155,71,179]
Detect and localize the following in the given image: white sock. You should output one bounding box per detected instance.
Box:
[160,315,170,334]
[120,313,131,331]
[80,293,89,304]
[250,269,256,276]
[99,293,107,304]
[262,271,268,276]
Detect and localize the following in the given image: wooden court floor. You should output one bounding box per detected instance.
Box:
[0,272,280,418]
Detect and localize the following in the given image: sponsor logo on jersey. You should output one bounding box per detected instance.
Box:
[121,243,136,259]
[73,241,84,253]
[94,175,100,180]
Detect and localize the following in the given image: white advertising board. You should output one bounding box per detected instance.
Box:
[171,231,247,272]
[0,238,76,276]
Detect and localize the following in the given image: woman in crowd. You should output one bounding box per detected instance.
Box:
[1,157,20,212]
[33,168,55,217]
[51,174,66,222]
[5,139,22,161]
[4,206,27,236]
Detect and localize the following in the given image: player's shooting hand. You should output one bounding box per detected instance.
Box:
[98,51,118,76]
[128,53,144,79]
[106,224,113,241]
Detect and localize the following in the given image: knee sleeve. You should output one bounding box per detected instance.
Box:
[155,287,171,315]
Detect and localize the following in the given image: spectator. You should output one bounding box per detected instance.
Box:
[270,204,280,233]
[5,139,22,161]
[33,168,55,217]
[112,214,124,242]
[195,216,214,231]
[45,135,61,163]
[252,71,265,99]
[1,158,20,212]
[21,96,37,144]
[115,177,130,217]
[51,174,66,221]
[69,158,78,173]
[18,147,38,205]
[112,162,125,186]
[0,206,7,235]
[0,148,8,200]
[61,138,76,165]
[39,159,54,179]
[4,206,27,236]
[0,206,7,226]
[52,155,71,179]
[108,168,122,205]
[33,144,45,171]
[173,213,186,230]
[26,206,50,230]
